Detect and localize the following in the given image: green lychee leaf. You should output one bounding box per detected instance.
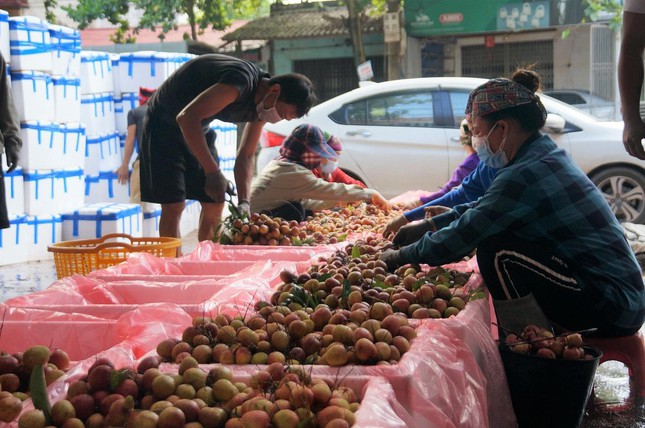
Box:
[341,278,351,302]
[351,245,361,259]
[110,369,133,390]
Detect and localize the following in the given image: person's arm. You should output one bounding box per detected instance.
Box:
[619,8,645,159]
[404,163,494,222]
[117,121,136,185]
[419,154,479,204]
[235,120,265,204]
[0,53,22,172]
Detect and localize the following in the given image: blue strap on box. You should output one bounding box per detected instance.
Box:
[0,215,26,247]
[63,203,141,238]
[27,214,61,244]
[81,52,111,78]
[11,72,52,98]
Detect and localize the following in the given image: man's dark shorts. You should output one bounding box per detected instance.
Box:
[140,114,219,204]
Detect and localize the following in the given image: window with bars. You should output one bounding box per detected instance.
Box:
[293,56,385,103]
[461,40,554,89]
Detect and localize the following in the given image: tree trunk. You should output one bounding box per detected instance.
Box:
[346,0,366,71]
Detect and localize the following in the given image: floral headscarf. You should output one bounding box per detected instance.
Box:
[465,78,546,121]
[278,124,337,170]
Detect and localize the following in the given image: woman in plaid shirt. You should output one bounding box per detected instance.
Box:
[381,69,645,338]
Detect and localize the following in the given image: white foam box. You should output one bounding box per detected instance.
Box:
[61,202,142,240]
[25,213,62,261]
[3,166,24,215]
[23,167,85,216]
[48,24,81,76]
[10,70,55,121]
[142,204,161,237]
[117,51,192,93]
[180,199,202,237]
[84,170,131,204]
[80,50,113,94]
[80,92,115,136]
[110,54,121,95]
[52,75,81,123]
[0,214,28,265]
[58,122,86,168]
[19,121,86,170]
[210,119,237,176]
[0,10,9,64]
[114,92,139,134]
[84,131,121,176]
[8,16,52,73]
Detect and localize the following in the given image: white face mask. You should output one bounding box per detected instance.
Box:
[319,160,338,176]
[471,123,509,168]
[256,93,282,123]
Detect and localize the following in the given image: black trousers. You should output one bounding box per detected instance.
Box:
[477,234,638,336]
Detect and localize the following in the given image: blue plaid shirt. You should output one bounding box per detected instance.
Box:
[400,133,645,329]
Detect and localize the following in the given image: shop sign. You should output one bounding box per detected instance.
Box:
[405,0,585,37]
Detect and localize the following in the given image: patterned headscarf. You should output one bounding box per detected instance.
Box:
[465,78,546,120]
[278,124,338,170]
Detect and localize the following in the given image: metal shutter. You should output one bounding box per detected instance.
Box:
[461,40,554,89]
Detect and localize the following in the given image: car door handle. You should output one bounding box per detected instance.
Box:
[345,130,371,137]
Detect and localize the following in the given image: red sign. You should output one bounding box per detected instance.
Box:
[439,13,464,24]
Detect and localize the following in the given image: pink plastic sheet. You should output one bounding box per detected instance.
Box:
[390,190,427,204]
[181,240,344,262]
[0,304,192,362]
[0,236,518,426]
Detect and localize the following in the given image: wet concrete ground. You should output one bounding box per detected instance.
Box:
[0,233,643,427]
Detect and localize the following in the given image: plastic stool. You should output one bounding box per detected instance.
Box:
[585,332,645,398]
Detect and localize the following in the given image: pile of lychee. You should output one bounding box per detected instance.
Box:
[218,202,400,246]
[156,305,417,368]
[271,242,476,320]
[0,345,70,423]
[18,356,361,427]
[502,324,594,360]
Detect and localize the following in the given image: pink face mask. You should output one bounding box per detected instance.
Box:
[256,93,282,123]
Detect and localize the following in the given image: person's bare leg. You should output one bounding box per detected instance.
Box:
[199,202,224,242]
[159,201,185,239]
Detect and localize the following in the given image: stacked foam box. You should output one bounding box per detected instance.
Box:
[0,214,28,264]
[4,15,84,263]
[79,50,124,207]
[3,167,23,215]
[0,9,9,62]
[117,51,193,94]
[61,202,142,240]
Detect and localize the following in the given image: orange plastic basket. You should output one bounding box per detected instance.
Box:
[48,233,182,279]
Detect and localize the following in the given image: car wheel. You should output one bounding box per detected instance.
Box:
[590,167,645,224]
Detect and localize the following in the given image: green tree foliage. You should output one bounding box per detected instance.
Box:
[563,0,622,38]
[584,0,622,29]
[63,0,266,42]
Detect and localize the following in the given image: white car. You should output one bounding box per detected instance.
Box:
[257,77,645,223]
[543,89,618,121]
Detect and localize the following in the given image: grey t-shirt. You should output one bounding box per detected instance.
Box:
[127,104,147,150]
